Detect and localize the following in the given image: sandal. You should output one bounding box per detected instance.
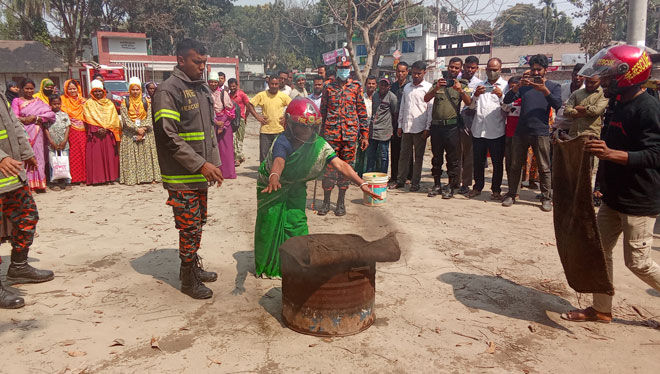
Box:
[560,307,612,323]
[491,192,502,201]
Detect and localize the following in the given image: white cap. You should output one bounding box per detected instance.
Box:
[129,77,141,87]
[91,79,104,90]
[208,71,219,81]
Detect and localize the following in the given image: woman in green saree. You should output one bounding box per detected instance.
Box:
[254,98,381,279]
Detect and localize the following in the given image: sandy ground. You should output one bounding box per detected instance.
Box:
[1,117,659,374]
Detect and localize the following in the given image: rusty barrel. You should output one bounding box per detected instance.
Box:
[281,250,376,337]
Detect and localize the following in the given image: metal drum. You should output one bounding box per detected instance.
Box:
[281,250,376,337]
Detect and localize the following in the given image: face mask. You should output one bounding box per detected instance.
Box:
[486,70,501,81]
[337,69,350,80]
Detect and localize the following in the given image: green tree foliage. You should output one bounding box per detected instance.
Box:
[539,0,556,44]
[493,4,545,46]
[0,0,51,43]
[124,0,234,55]
[569,0,658,55]
[491,3,578,46]
[466,19,492,35]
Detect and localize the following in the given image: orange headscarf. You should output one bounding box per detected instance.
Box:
[127,83,147,120]
[60,79,85,121]
[83,88,122,141]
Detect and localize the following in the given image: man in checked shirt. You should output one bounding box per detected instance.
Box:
[318,55,369,217]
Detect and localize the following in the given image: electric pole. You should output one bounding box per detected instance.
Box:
[626,0,648,46]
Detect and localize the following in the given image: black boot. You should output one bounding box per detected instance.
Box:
[180,262,213,299]
[192,255,217,283]
[0,279,24,309]
[441,186,455,199]
[6,250,54,284]
[427,177,443,197]
[317,190,332,216]
[335,189,346,216]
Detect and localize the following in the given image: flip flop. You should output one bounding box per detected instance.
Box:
[560,307,612,323]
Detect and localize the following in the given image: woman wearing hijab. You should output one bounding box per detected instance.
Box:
[11,78,56,191]
[33,78,55,105]
[60,79,87,184]
[4,81,19,105]
[145,81,157,100]
[82,79,121,185]
[119,77,161,185]
[208,72,237,179]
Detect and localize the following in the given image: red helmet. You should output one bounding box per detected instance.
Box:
[579,45,652,88]
[285,97,322,128]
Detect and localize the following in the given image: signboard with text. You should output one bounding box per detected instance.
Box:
[404,24,423,38]
[107,37,148,55]
[322,48,348,65]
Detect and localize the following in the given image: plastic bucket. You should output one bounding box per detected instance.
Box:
[363,172,388,206]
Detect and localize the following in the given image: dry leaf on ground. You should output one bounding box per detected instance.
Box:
[67,350,86,357]
[485,341,496,354]
[207,356,222,366]
[150,336,161,351]
[109,339,125,347]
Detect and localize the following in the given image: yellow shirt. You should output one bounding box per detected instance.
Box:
[250,90,292,134]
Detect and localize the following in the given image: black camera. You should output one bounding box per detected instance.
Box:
[446,79,455,87]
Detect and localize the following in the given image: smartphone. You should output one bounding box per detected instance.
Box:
[533,76,543,84]
[484,85,494,93]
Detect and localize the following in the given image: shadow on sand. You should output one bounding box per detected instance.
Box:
[236,165,260,180]
[231,250,255,295]
[439,272,573,331]
[130,248,180,289]
[259,287,285,328]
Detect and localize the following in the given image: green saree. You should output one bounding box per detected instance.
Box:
[254,134,337,277]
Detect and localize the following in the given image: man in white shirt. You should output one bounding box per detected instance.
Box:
[278,70,292,96]
[364,76,377,118]
[468,57,508,200]
[307,75,324,109]
[388,61,433,192]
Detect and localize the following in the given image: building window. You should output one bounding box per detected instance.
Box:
[402,40,415,53]
[356,44,367,56]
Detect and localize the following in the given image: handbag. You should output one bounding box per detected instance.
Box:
[219,89,240,132]
[49,150,71,182]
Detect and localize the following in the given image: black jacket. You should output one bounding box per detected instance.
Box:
[601,92,660,215]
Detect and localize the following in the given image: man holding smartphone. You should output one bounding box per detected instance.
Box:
[468,57,508,200]
[423,57,472,198]
[502,54,561,212]
[458,56,481,195]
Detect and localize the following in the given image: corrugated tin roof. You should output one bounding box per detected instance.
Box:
[0,40,67,73]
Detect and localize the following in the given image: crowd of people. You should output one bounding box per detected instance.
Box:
[3,76,163,191]
[0,38,658,328]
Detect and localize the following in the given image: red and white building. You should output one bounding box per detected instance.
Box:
[92,31,239,84]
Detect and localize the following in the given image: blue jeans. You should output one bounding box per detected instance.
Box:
[366,139,390,174]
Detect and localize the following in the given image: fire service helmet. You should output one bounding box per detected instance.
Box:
[285,97,322,142]
[579,45,652,89]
